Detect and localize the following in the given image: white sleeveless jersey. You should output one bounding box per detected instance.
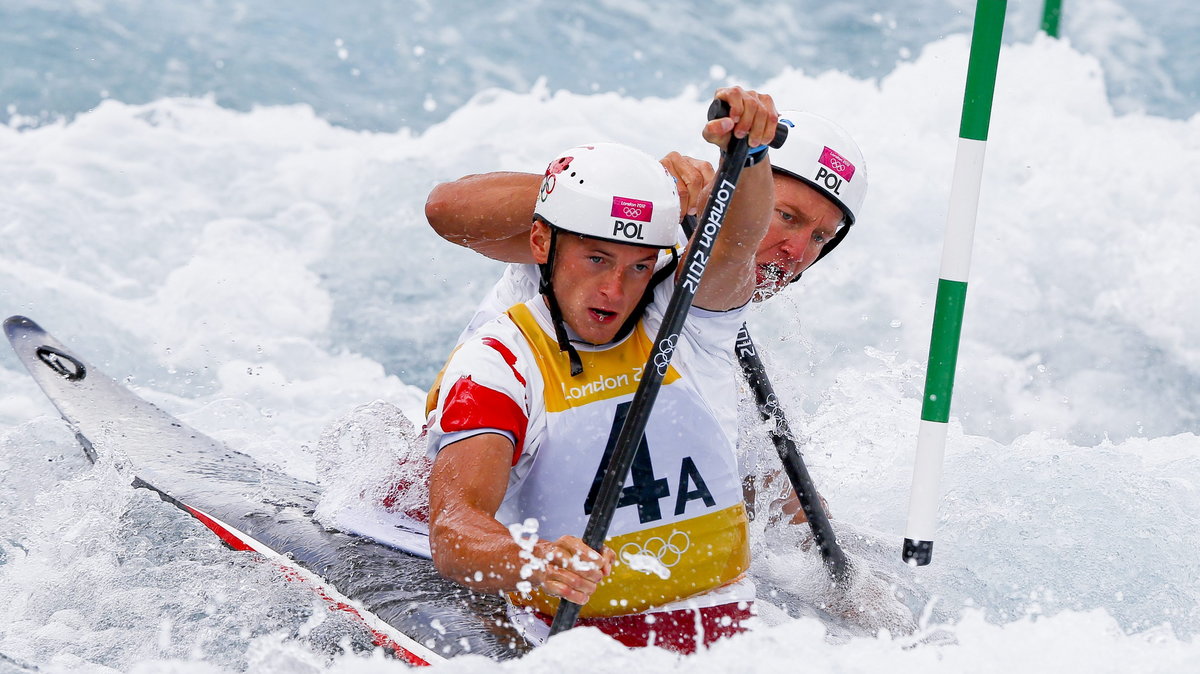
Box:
[426,278,751,618]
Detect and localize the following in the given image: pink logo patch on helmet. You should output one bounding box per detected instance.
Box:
[611,197,653,223]
[818,146,855,181]
[545,156,573,177]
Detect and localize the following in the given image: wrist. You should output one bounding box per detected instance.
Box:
[744,144,769,167]
[721,144,770,169]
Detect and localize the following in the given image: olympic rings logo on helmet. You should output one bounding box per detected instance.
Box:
[825,155,849,172]
[538,174,556,203]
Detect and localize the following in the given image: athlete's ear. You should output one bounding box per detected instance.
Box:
[530,220,552,264]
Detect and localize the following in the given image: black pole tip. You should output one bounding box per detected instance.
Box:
[902,538,933,566]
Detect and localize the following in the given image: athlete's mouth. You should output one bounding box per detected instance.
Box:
[756,263,786,287]
[753,264,789,302]
[589,308,617,323]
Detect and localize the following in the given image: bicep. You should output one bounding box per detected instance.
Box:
[429,433,516,520]
[424,172,542,264]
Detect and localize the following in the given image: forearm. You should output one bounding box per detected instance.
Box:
[692,157,774,309]
[429,503,538,593]
[724,154,774,248]
[430,498,610,601]
[424,171,542,263]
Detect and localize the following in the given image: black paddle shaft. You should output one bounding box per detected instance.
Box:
[735,325,849,582]
[548,104,787,636]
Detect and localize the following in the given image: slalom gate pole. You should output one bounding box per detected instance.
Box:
[549,101,788,636]
[902,0,1007,567]
[736,326,849,582]
[1041,0,1062,38]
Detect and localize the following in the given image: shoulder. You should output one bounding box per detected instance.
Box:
[642,275,748,355]
[427,315,541,457]
[449,313,533,385]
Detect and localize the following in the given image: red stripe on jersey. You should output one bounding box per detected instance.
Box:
[441,376,527,465]
[481,337,527,386]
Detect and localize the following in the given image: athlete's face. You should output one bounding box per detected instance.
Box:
[753,173,844,300]
[531,221,659,345]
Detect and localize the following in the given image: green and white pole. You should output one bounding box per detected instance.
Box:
[902,0,1007,566]
[1041,0,1062,38]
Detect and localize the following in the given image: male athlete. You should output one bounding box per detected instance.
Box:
[425,91,869,527]
[423,88,780,652]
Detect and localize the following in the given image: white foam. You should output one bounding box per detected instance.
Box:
[2,33,1199,672]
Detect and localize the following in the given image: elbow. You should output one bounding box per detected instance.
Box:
[430,550,453,581]
[424,183,462,243]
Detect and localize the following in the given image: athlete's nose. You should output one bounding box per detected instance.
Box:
[597,268,625,300]
[780,233,817,270]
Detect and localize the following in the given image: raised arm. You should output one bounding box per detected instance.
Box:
[691,87,778,311]
[426,159,716,263]
[425,172,542,263]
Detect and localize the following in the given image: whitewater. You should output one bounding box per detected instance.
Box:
[2,1,1199,672]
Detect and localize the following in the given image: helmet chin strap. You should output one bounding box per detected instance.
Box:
[538,226,584,377]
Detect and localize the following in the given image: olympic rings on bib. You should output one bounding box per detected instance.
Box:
[619,530,691,570]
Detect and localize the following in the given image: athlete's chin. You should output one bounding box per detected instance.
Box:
[575,325,621,345]
[573,310,629,344]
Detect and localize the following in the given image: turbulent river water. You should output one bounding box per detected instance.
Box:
[1,1,1198,671]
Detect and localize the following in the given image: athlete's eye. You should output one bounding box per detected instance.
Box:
[588,255,604,264]
[776,209,795,223]
[633,263,651,273]
[812,231,827,245]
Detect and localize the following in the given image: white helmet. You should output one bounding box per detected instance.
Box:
[533,143,680,248]
[770,111,867,226]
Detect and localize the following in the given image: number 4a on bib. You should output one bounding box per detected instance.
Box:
[584,401,716,525]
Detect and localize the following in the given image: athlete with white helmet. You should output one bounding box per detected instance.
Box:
[423,88,779,652]
[754,109,867,289]
[424,95,868,532]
